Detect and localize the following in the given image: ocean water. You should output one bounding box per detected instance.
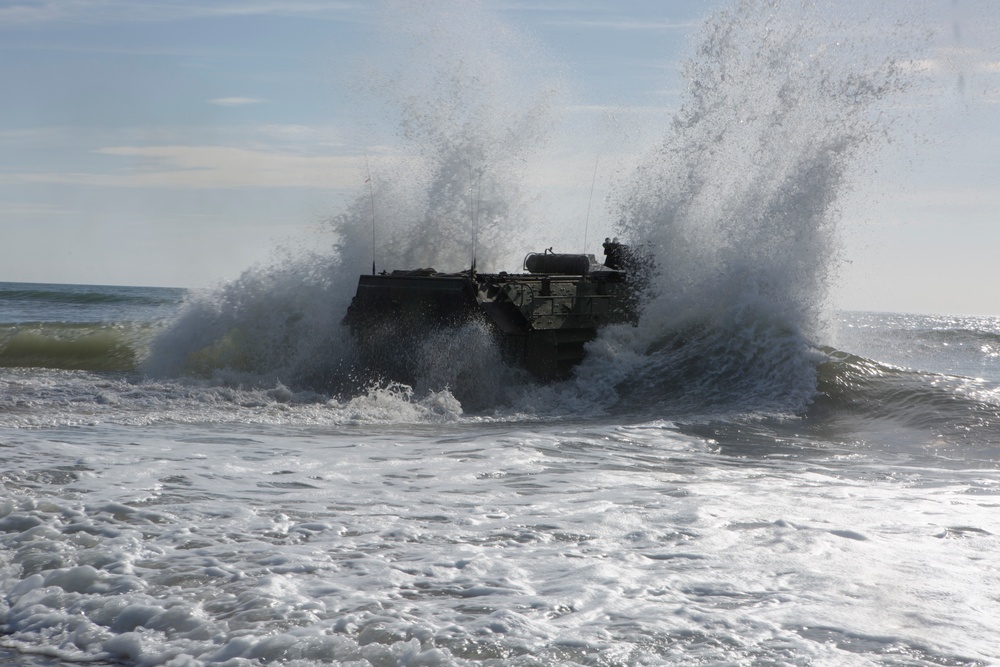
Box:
[5,1,1000,665]
[2,289,1000,667]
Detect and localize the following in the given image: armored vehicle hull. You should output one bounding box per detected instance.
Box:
[343,247,639,381]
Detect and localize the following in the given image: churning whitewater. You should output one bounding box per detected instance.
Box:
[2,1,1000,665]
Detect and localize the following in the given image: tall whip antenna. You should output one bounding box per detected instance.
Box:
[473,168,482,273]
[583,156,599,254]
[469,164,482,274]
[366,158,376,275]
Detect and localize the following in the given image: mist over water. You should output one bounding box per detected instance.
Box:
[599,0,929,415]
[146,0,930,418]
[341,1,562,274]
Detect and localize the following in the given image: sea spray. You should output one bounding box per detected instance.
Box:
[144,0,562,402]
[338,0,562,274]
[145,0,932,418]
[144,250,355,391]
[578,0,930,415]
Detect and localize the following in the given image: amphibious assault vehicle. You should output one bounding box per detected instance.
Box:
[342,240,642,380]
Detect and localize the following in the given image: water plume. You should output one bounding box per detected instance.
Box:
[146,0,563,400]
[147,0,934,417]
[335,0,562,275]
[591,0,929,414]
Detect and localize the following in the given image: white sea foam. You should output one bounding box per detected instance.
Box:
[1,424,998,665]
[0,370,471,428]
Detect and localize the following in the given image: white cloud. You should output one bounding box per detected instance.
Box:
[911,47,1000,75]
[0,0,363,26]
[542,18,695,31]
[255,124,317,137]
[0,145,369,190]
[561,103,673,115]
[209,97,269,107]
[0,202,73,217]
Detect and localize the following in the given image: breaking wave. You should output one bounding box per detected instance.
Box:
[143,0,561,404]
[814,347,1000,430]
[0,323,144,372]
[593,0,926,414]
[142,0,932,419]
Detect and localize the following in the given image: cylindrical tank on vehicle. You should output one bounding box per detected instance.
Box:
[524,253,590,275]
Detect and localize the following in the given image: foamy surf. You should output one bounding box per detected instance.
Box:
[1,417,997,666]
[4,1,1000,665]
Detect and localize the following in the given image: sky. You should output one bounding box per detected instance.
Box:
[0,0,998,316]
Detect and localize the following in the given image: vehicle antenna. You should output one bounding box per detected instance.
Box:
[583,156,599,255]
[473,168,482,274]
[366,158,376,275]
